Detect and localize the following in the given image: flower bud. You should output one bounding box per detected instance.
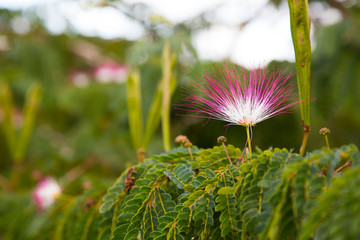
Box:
[319,127,330,135]
[217,136,227,144]
[175,135,189,145]
[184,141,193,148]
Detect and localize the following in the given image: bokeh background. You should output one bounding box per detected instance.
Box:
[0,0,359,180]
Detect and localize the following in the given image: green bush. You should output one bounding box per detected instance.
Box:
[98,143,359,240]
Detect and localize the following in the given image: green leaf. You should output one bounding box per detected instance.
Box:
[0,82,16,157]
[160,40,177,151]
[218,187,234,195]
[14,83,42,163]
[288,0,311,126]
[164,163,194,189]
[127,68,143,152]
[205,169,216,179]
[100,173,127,214]
[155,187,175,216]
[142,80,163,150]
[300,166,360,240]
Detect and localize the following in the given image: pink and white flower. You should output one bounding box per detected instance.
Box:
[178,64,300,156]
[179,64,299,127]
[33,177,61,210]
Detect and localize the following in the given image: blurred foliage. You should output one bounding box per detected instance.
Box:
[311,14,360,148]
[0,6,200,179]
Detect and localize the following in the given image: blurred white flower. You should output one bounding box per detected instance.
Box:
[33,177,61,210]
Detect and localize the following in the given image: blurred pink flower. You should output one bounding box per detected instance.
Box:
[33,177,61,211]
[94,63,127,83]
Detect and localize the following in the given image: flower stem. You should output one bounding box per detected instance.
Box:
[10,162,22,191]
[222,142,233,165]
[299,129,310,156]
[188,147,194,160]
[246,126,252,157]
[324,135,330,150]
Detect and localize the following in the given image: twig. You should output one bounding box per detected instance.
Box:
[334,161,351,174]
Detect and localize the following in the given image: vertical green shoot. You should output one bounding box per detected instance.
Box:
[127,41,176,157]
[0,83,16,157]
[0,83,42,163]
[0,83,43,189]
[288,0,312,155]
[126,69,143,152]
[143,81,163,150]
[14,83,42,163]
[142,41,177,151]
[161,40,173,151]
[246,126,252,157]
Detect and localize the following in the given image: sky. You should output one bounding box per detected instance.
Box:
[0,0,342,68]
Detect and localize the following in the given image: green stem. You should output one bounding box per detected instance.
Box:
[299,130,309,156]
[126,69,143,153]
[14,83,42,163]
[246,126,252,157]
[161,40,172,151]
[188,147,193,160]
[10,162,22,191]
[324,135,330,150]
[288,0,312,153]
[222,142,233,165]
[0,83,16,157]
